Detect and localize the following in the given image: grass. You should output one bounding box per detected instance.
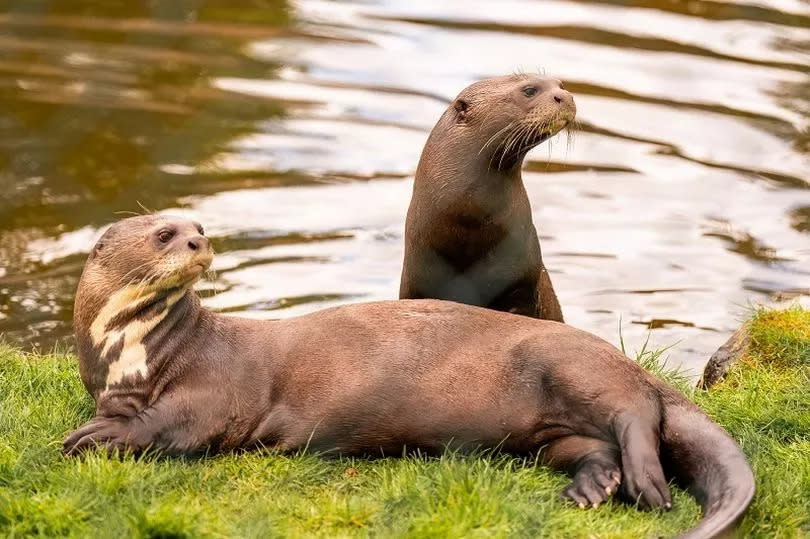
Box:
[1,307,808,538]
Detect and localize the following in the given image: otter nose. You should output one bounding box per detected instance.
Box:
[552,89,573,106]
[187,235,210,252]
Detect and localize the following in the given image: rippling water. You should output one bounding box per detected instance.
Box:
[1,0,808,375]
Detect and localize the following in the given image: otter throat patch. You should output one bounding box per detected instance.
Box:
[89,285,185,389]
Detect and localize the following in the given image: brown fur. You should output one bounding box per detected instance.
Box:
[400,74,572,320]
[65,216,754,539]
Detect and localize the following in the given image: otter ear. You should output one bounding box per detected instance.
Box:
[453,98,469,121]
[91,242,104,260]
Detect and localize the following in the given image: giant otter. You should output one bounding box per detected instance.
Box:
[65,215,754,539]
[400,74,574,320]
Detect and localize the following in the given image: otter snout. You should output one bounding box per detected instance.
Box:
[185,235,213,272]
[551,88,574,108]
[186,235,210,253]
[169,228,213,280]
[550,88,576,120]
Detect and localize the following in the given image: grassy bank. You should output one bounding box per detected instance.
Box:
[1,307,808,538]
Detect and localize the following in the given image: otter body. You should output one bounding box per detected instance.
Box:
[72,300,644,455]
[65,216,754,539]
[400,75,573,320]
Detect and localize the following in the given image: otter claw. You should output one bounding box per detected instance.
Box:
[563,457,622,510]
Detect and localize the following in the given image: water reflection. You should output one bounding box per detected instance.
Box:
[0,0,808,375]
[1,1,290,235]
[0,0,291,342]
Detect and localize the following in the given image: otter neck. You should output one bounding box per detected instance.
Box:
[418,131,528,214]
[75,283,202,409]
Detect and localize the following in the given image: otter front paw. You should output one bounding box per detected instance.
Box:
[563,459,622,508]
[62,416,134,456]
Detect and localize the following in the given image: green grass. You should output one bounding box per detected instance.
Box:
[1,307,808,538]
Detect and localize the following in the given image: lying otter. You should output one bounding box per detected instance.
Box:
[65,216,754,539]
[400,74,573,320]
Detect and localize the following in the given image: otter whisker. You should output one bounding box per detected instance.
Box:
[132,265,171,300]
[479,121,516,157]
[135,201,156,215]
[508,121,532,153]
[114,266,160,300]
[498,125,523,169]
[504,124,531,163]
[479,130,507,168]
[131,271,157,301]
[517,120,538,156]
[495,126,516,169]
[565,123,576,157]
[502,121,538,168]
[118,259,158,286]
[498,125,518,161]
[512,118,542,160]
[539,113,558,167]
[509,113,559,165]
[508,122,533,162]
[490,123,517,169]
[203,250,220,299]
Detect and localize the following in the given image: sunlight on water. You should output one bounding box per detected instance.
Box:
[1,0,808,375]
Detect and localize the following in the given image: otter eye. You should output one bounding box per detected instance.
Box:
[157,229,174,244]
[522,86,538,97]
[196,224,205,235]
[559,82,566,90]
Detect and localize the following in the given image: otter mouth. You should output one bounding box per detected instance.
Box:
[487,113,574,170]
[139,253,213,290]
[182,254,213,280]
[533,114,573,141]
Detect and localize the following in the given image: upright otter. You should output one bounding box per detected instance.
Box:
[400,74,574,320]
[65,215,754,539]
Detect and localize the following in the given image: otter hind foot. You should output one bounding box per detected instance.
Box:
[615,414,673,510]
[563,458,622,508]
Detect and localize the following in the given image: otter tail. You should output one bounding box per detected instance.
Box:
[660,396,755,539]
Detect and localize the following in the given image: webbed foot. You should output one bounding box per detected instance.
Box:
[563,457,622,508]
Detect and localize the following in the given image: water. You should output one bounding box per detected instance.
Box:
[1,0,808,377]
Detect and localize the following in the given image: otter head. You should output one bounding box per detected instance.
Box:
[78,215,212,303]
[74,215,212,395]
[445,74,576,171]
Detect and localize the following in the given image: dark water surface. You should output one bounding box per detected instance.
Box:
[1,0,808,375]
